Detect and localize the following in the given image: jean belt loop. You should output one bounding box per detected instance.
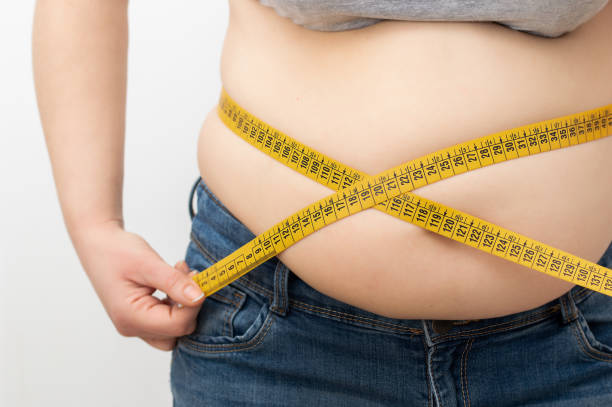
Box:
[270,260,290,317]
[558,287,579,325]
[189,176,202,221]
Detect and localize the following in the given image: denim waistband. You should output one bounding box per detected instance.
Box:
[188,175,612,344]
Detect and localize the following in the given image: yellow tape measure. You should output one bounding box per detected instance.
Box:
[192,87,612,300]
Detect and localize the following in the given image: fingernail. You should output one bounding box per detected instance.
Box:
[184,284,203,302]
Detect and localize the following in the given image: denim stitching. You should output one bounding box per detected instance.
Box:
[180,312,275,354]
[433,307,561,343]
[431,305,561,342]
[574,286,590,301]
[190,230,218,264]
[559,295,569,323]
[281,266,288,313]
[422,336,432,407]
[427,345,443,407]
[436,306,560,341]
[289,299,423,332]
[461,338,473,407]
[222,303,232,337]
[290,300,423,334]
[236,277,274,301]
[210,292,241,306]
[570,316,612,362]
[238,276,425,333]
[233,279,562,337]
[271,262,282,314]
[225,291,246,337]
[196,291,244,337]
[569,287,594,309]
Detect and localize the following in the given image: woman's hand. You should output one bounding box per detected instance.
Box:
[71,220,205,351]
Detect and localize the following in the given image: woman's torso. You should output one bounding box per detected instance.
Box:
[197,0,612,319]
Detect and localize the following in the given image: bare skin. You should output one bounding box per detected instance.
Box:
[198,0,612,319]
[32,0,204,351]
[32,0,612,353]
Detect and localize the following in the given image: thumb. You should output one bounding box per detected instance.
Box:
[140,259,205,306]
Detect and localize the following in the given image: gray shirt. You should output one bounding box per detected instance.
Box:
[259,0,609,37]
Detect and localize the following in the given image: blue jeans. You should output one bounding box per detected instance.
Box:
[171,175,612,407]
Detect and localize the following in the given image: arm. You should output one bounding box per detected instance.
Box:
[32,0,204,350]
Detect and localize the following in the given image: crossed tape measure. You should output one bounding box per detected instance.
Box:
[192,88,612,299]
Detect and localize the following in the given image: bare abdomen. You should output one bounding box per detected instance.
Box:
[196,0,612,319]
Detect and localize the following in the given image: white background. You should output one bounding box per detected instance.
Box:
[1,1,228,405]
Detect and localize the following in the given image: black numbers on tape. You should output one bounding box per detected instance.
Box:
[334,200,346,212]
[341,177,354,189]
[455,223,468,239]
[428,213,442,229]
[426,165,438,175]
[291,222,301,234]
[416,208,428,223]
[281,146,291,159]
[479,148,491,159]
[495,239,508,254]
[469,228,482,243]
[290,151,300,165]
[576,268,589,283]
[521,248,535,264]
[330,170,343,186]
[403,202,417,219]
[320,165,331,182]
[385,179,398,190]
[562,263,576,279]
[310,160,320,176]
[281,228,290,240]
[360,189,372,202]
[528,136,538,147]
[482,233,495,249]
[398,174,412,188]
[442,218,455,233]
[509,243,521,258]
[389,198,403,214]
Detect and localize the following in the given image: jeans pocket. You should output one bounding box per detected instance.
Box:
[179,240,274,354]
[573,290,612,362]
